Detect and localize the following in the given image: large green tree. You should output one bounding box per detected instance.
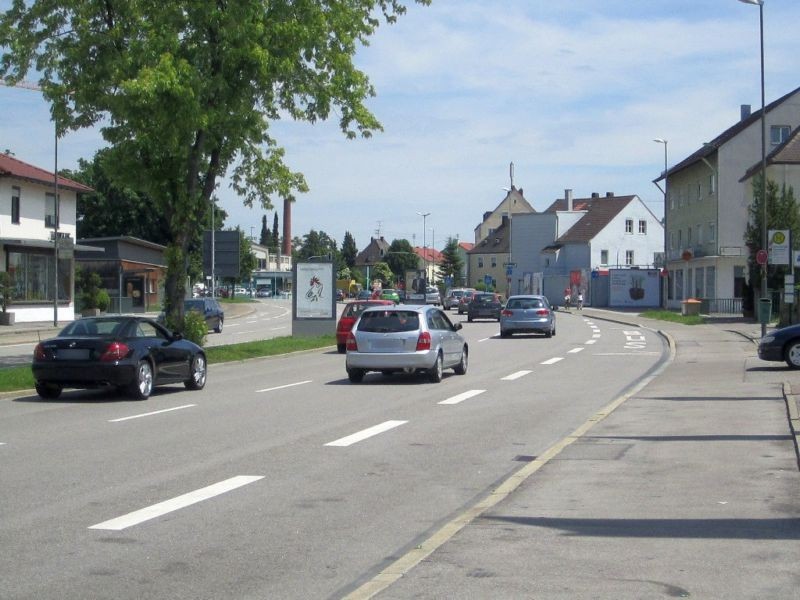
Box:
[385,238,419,282]
[439,237,465,286]
[341,231,358,269]
[0,0,428,327]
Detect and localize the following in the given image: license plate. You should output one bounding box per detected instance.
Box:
[55,349,90,360]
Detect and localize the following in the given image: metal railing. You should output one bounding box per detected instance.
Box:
[699,297,742,314]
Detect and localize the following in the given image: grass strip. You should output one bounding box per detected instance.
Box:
[0,365,35,393]
[640,309,704,325]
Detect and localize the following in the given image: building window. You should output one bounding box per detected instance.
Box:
[45,193,58,228]
[708,174,715,195]
[697,224,703,245]
[600,249,609,264]
[638,220,647,234]
[669,231,675,251]
[491,256,497,268]
[625,218,633,233]
[625,250,634,266]
[7,248,71,303]
[771,125,790,145]
[696,183,702,202]
[477,257,484,268]
[678,229,682,247]
[709,222,715,242]
[669,191,674,210]
[11,186,20,224]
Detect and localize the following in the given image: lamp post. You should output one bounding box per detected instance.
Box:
[417,212,430,291]
[654,138,668,309]
[739,0,768,336]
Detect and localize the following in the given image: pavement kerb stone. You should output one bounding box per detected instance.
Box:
[783,381,800,469]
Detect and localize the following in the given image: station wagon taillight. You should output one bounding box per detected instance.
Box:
[536,309,550,316]
[346,332,358,352]
[416,331,432,351]
[501,309,513,317]
[100,342,130,362]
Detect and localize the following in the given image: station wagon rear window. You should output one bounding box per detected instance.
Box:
[507,298,544,309]
[357,310,420,333]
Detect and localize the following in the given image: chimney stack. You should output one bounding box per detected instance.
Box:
[606,192,614,197]
[741,104,752,121]
[591,192,600,198]
[565,189,573,211]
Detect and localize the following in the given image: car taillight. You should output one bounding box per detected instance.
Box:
[34,343,48,360]
[416,331,432,351]
[536,309,550,316]
[345,332,358,352]
[100,342,130,362]
[501,309,513,316]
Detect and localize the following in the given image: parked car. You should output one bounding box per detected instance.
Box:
[380,288,400,303]
[356,289,372,301]
[335,299,394,353]
[396,289,406,303]
[345,305,468,383]
[500,295,556,338]
[256,288,272,298]
[184,298,225,333]
[758,323,800,368]
[457,289,477,314]
[31,316,207,400]
[444,288,474,310]
[467,292,503,322]
[425,286,441,306]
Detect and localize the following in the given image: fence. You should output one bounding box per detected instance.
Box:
[699,298,742,315]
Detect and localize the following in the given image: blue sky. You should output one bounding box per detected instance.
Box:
[2,0,798,252]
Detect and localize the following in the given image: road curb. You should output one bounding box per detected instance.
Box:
[783,381,800,469]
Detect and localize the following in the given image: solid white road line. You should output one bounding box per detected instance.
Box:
[325,420,408,447]
[502,370,531,381]
[109,404,196,423]
[88,475,264,531]
[585,340,597,345]
[256,380,312,393]
[568,347,584,354]
[541,357,564,365]
[439,390,486,405]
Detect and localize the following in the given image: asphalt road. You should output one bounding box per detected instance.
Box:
[0,309,666,599]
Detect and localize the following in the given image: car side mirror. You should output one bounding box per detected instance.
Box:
[172,332,183,341]
[453,322,462,331]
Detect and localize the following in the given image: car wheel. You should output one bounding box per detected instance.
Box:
[545,328,553,338]
[428,353,443,383]
[784,340,800,368]
[453,347,468,375]
[500,330,511,338]
[337,343,346,354]
[214,317,223,333]
[381,370,395,377]
[129,360,153,400]
[184,354,207,390]
[467,315,473,322]
[347,368,365,383]
[552,324,556,337]
[35,382,62,399]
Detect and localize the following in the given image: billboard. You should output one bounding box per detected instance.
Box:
[203,230,240,278]
[296,262,334,319]
[608,269,660,307]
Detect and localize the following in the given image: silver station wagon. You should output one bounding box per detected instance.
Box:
[500,294,556,338]
[345,305,468,383]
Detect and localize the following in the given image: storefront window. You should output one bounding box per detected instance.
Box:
[7,248,71,302]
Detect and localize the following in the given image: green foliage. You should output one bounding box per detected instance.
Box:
[0,365,34,392]
[341,231,358,269]
[439,237,465,286]
[0,270,14,312]
[237,228,257,283]
[385,239,419,280]
[259,214,271,247]
[370,262,393,284]
[0,0,428,328]
[96,289,111,312]
[181,310,208,347]
[205,335,335,363]
[75,268,105,310]
[640,310,704,325]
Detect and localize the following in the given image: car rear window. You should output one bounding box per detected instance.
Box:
[185,300,205,311]
[357,310,420,333]
[507,298,544,309]
[475,294,497,304]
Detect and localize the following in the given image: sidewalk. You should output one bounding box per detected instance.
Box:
[356,309,800,599]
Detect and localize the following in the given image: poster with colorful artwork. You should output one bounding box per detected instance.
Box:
[608,269,660,307]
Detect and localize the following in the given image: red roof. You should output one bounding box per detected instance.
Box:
[414,246,443,264]
[0,153,93,193]
[458,241,474,252]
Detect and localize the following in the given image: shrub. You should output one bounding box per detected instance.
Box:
[0,271,14,313]
[96,289,111,312]
[181,310,208,346]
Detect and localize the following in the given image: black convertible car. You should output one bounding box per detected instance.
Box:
[32,316,207,400]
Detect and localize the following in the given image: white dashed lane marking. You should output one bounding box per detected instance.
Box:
[88,475,264,531]
[325,420,408,447]
[109,404,196,423]
[256,380,312,393]
[541,357,564,365]
[568,347,584,354]
[439,390,486,405]
[502,370,532,381]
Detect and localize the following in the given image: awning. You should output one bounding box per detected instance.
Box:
[0,237,104,252]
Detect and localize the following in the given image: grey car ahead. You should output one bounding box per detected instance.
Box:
[345,304,468,383]
[500,295,556,338]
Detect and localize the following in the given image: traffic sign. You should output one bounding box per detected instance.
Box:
[756,249,768,266]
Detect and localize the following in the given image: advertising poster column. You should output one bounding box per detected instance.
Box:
[292,261,336,336]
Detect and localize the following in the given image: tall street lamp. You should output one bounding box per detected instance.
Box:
[739,0,768,335]
[654,138,668,309]
[417,211,430,291]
